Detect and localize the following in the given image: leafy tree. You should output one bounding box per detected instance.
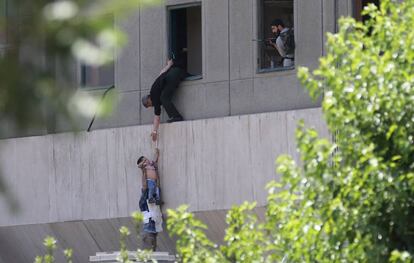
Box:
[34,236,72,263]
[167,0,414,262]
[0,0,161,209]
[167,205,226,262]
[31,0,414,262]
[0,0,150,132]
[34,212,155,263]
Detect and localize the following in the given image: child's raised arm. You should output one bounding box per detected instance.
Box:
[153,148,160,164]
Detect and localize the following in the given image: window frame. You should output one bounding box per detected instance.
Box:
[78,61,115,90]
[166,2,203,81]
[0,0,9,53]
[354,0,380,22]
[256,0,295,74]
[354,0,364,21]
[78,14,115,90]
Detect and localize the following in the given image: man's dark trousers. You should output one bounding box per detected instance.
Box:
[161,67,185,118]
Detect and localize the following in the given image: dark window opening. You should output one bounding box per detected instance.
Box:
[257,0,294,72]
[81,63,114,88]
[354,0,380,22]
[168,4,202,80]
[80,15,115,88]
[0,0,8,49]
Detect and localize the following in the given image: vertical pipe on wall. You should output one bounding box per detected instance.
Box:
[228,0,231,116]
[138,2,142,125]
[321,0,324,55]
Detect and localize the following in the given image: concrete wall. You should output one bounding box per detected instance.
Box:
[0,216,176,263]
[0,0,354,139]
[0,3,353,262]
[0,208,264,263]
[0,108,328,227]
[1,0,355,140]
[0,108,328,262]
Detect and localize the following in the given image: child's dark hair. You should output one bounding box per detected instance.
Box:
[137,156,145,166]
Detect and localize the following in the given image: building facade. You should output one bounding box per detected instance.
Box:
[0,0,372,262]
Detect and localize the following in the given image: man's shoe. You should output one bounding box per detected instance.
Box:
[167,116,183,123]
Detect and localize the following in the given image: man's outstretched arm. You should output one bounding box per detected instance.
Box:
[151,115,160,142]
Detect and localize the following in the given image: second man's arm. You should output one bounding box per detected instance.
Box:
[151,115,160,142]
[158,59,174,76]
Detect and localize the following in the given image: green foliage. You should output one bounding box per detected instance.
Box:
[167,205,226,263]
[0,0,161,214]
[390,250,413,263]
[34,236,72,263]
[30,0,414,262]
[291,0,414,261]
[222,202,267,263]
[131,210,144,239]
[0,0,150,132]
[118,226,132,263]
[136,250,157,263]
[42,236,57,263]
[130,211,158,263]
[118,211,161,263]
[63,249,73,263]
[34,211,154,263]
[166,0,414,262]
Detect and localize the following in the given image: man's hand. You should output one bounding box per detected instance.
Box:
[167,59,173,66]
[151,130,158,142]
[267,39,276,48]
[152,115,160,142]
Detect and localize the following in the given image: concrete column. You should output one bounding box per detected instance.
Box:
[296,0,323,70]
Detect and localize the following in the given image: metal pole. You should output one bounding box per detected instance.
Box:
[86,85,115,132]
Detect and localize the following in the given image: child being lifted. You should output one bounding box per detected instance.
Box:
[137,148,161,205]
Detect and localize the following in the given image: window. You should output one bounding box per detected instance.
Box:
[81,63,114,88]
[80,14,115,88]
[354,0,380,22]
[257,0,294,72]
[0,0,8,53]
[168,4,202,80]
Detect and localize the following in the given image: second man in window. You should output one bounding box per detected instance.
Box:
[269,19,295,67]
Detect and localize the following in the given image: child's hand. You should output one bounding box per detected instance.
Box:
[151,130,158,142]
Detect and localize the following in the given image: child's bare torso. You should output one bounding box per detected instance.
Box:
[144,162,158,181]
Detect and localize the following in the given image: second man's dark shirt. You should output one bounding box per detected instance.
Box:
[149,52,186,116]
[149,71,169,116]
